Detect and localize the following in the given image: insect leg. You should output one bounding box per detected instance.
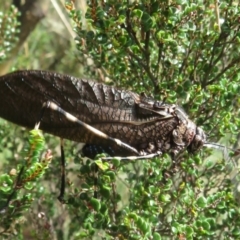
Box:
[102,152,162,161]
[93,162,98,199]
[35,101,140,156]
[58,139,66,203]
[34,101,51,130]
[34,101,142,201]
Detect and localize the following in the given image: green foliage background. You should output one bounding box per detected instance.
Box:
[0,1,240,239]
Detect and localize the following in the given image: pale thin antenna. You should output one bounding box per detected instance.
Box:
[204,142,233,151]
[203,142,238,168]
[204,141,240,198]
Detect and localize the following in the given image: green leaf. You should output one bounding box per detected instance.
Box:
[159,194,171,203]
[100,185,111,198]
[95,160,109,171]
[105,170,115,180]
[111,158,120,167]
[201,220,211,231]
[141,12,155,31]
[136,217,149,234]
[90,198,101,211]
[153,232,161,240]
[132,9,143,19]
[196,196,207,208]
[186,226,194,236]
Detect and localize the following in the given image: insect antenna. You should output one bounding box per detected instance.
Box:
[203,142,233,151]
[204,141,240,200]
[203,142,238,166]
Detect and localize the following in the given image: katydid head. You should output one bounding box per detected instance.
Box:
[186,123,237,160]
[171,107,207,155]
[187,126,206,153]
[171,106,236,157]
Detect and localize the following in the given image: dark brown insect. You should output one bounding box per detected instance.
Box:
[1,70,238,205]
[0,70,207,160]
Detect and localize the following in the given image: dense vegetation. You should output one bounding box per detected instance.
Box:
[0,1,240,239]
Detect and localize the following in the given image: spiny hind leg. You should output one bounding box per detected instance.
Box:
[35,101,140,156]
[34,101,143,202]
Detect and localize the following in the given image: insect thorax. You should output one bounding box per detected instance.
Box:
[172,107,206,156]
[136,101,207,158]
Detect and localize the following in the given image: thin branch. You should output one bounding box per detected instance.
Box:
[144,30,150,66]
[179,36,194,75]
[214,0,221,33]
[127,48,159,91]
[207,57,240,85]
[0,0,46,74]
[125,8,145,55]
[50,0,76,39]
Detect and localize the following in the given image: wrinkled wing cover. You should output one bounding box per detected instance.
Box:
[0,70,178,156]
